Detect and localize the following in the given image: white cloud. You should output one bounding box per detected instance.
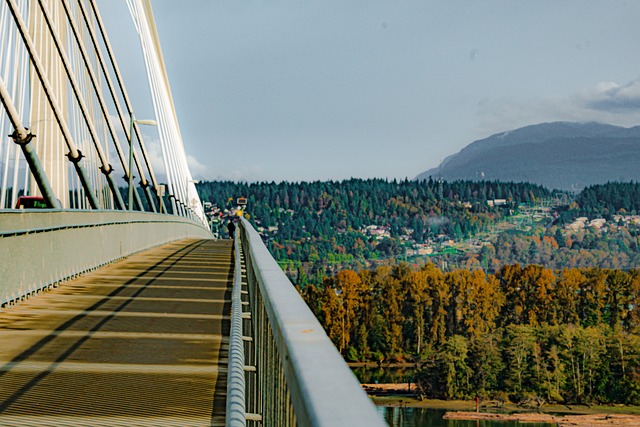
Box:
[186,154,209,180]
[107,129,215,184]
[580,77,640,112]
[142,137,167,182]
[476,77,640,138]
[209,165,269,183]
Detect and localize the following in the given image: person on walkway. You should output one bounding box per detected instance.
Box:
[227,219,236,240]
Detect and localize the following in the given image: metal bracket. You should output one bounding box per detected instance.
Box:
[66,150,84,164]
[9,129,35,146]
[99,164,113,175]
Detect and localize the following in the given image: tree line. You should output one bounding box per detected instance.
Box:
[197,178,550,273]
[557,181,640,223]
[301,264,640,404]
[198,178,550,241]
[198,180,640,276]
[465,224,640,272]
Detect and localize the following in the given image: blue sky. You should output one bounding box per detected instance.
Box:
[98,1,640,183]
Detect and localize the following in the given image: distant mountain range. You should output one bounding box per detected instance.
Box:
[415,122,640,191]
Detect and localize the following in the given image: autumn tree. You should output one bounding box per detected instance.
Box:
[446,269,504,339]
[579,269,607,327]
[404,267,431,355]
[423,263,450,346]
[554,268,584,324]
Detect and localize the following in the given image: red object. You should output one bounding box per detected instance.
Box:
[15,196,47,209]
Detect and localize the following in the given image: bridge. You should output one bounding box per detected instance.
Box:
[0,1,384,426]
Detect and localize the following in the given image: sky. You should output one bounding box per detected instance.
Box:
[97,1,640,183]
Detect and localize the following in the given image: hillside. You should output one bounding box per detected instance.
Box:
[197,179,550,280]
[416,122,640,191]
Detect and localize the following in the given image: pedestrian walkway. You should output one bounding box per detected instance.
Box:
[0,239,232,426]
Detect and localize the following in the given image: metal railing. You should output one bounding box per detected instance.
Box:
[226,218,386,426]
[0,210,212,307]
[226,228,250,426]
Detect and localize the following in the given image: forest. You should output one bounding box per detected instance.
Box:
[570,182,640,220]
[461,224,640,272]
[195,180,640,403]
[300,264,640,404]
[197,179,640,276]
[197,178,550,240]
[197,178,550,274]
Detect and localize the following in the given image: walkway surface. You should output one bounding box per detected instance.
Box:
[0,238,232,426]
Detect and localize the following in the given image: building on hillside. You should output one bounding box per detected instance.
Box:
[363,225,391,240]
[487,199,507,207]
[565,217,588,231]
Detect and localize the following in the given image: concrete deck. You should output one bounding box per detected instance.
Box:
[0,239,232,426]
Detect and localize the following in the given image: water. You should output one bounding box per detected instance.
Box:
[354,367,556,427]
[377,407,556,427]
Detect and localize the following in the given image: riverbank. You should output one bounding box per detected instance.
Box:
[362,383,417,396]
[444,411,640,426]
[369,393,640,416]
[349,362,417,368]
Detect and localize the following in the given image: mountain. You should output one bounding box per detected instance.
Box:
[416,122,640,191]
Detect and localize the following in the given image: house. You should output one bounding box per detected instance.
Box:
[565,217,588,231]
[487,199,507,207]
[364,225,391,239]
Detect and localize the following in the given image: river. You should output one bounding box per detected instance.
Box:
[376,407,556,427]
[353,367,555,427]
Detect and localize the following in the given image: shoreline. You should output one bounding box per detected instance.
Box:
[443,411,640,426]
[364,386,640,416]
[349,362,417,368]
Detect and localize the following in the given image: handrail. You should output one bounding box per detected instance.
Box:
[0,211,212,308]
[0,217,204,238]
[238,217,385,426]
[226,230,247,426]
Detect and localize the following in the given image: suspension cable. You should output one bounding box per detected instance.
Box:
[0,74,60,208]
[128,0,207,223]
[4,0,100,208]
[36,0,127,209]
[85,0,160,192]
